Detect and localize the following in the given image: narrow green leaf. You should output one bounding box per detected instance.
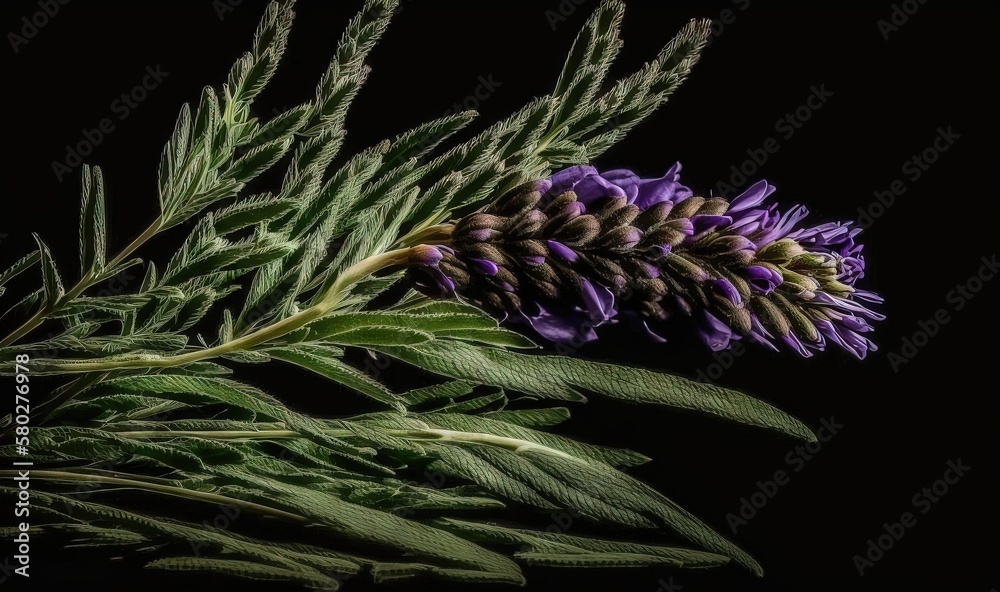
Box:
[376,340,816,441]
[32,233,64,306]
[79,164,107,275]
[214,194,298,234]
[325,325,432,347]
[0,250,40,289]
[269,344,405,411]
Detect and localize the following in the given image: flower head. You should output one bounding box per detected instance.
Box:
[408,164,883,358]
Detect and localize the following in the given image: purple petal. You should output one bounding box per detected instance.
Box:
[573,174,627,204]
[409,244,444,266]
[549,165,597,195]
[647,244,672,258]
[691,215,734,235]
[697,310,733,351]
[532,179,553,195]
[635,162,692,209]
[411,268,455,297]
[781,333,813,358]
[727,180,776,213]
[467,257,498,276]
[758,205,810,243]
[642,320,668,343]
[744,265,782,294]
[547,240,578,262]
[517,305,597,344]
[747,316,780,351]
[579,278,616,324]
[811,292,886,321]
[713,279,741,305]
[601,169,640,203]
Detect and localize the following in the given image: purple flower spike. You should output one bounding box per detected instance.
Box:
[411,163,882,357]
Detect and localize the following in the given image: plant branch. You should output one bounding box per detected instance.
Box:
[0,218,163,348]
[43,247,417,374]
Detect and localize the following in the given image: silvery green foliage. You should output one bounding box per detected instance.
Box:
[0,1,814,587]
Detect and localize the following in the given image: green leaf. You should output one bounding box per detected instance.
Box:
[375,340,816,441]
[225,137,293,183]
[79,164,107,275]
[400,380,476,407]
[0,250,40,290]
[269,344,405,411]
[417,412,649,467]
[438,518,729,569]
[88,375,388,472]
[485,407,571,429]
[376,112,478,176]
[146,557,341,590]
[289,310,498,343]
[32,233,65,306]
[213,194,298,234]
[324,325,432,347]
[225,1,294,120]
[248,103,310,148]
[434,327,537,349]
[551,1,624,101]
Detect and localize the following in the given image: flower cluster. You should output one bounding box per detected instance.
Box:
[410,164,883,359]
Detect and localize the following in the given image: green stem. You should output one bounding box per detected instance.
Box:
[0,218,163,348]
[45,247,417,374]
[396,223,454,248]
[0,470,308,523]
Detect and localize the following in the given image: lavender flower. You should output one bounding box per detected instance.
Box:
[409,164,883,359]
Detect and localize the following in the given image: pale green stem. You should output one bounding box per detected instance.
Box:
[45,247,416,374]
[396,223,454,248]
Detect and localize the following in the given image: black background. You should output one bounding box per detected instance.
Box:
[2,1,998,591]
